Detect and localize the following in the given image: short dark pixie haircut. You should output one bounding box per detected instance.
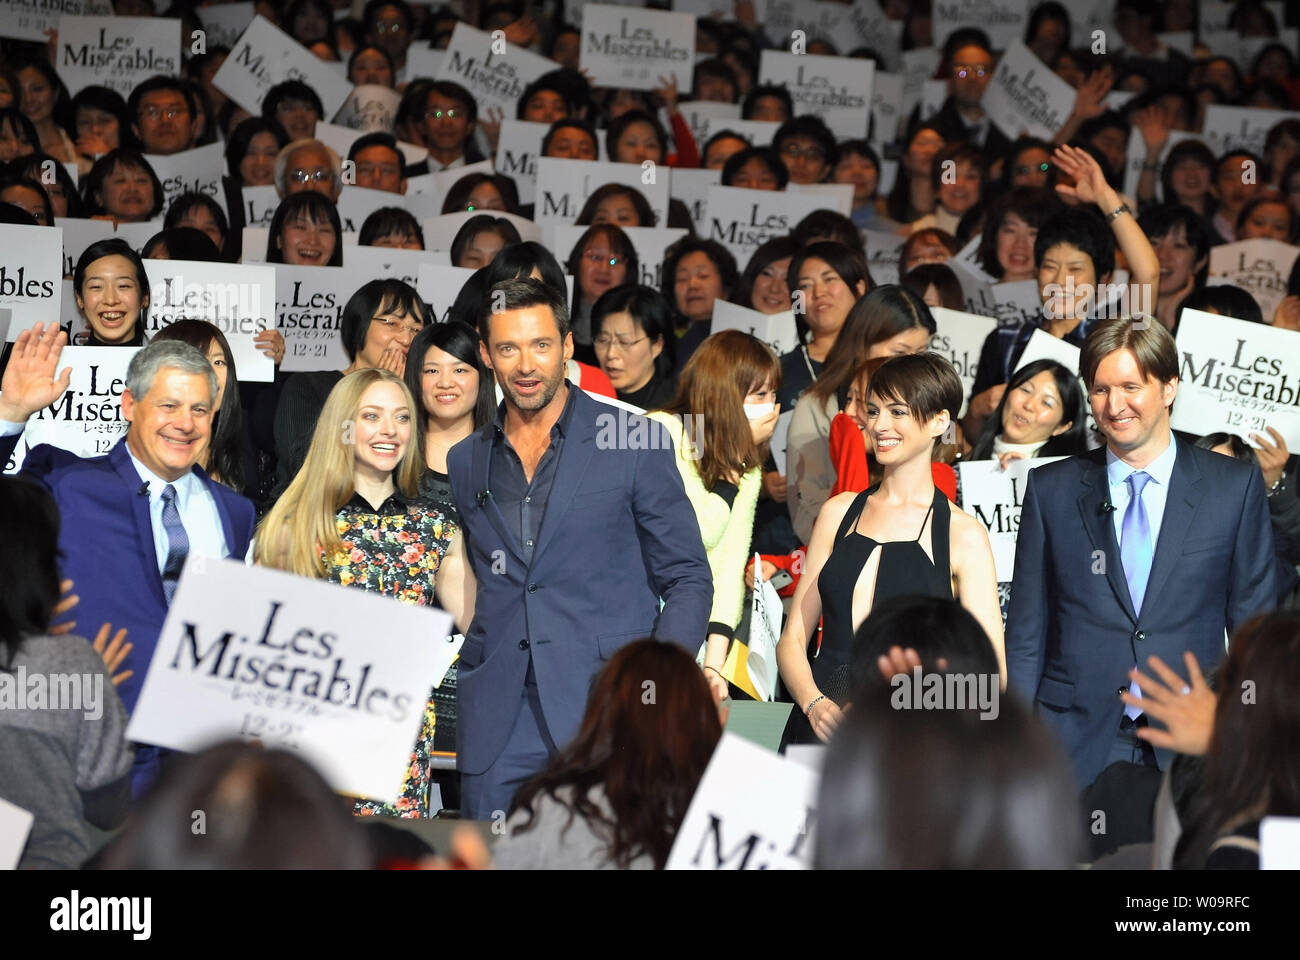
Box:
[261,80,325,121]
[867,350,964,425]
[1033,208,1115,279]
[480,276,571,344]
[742,83,793,120]
[772,115,839,168]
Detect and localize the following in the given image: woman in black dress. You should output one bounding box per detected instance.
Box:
[776,353,1005,743]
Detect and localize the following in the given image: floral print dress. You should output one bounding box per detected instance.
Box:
[320,489,458,818]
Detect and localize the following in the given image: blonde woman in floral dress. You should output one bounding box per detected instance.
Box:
[256,368,475,817]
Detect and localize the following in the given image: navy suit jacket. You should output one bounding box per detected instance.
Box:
[447,388,713,776]
[1007,437,1278,790]
[2,434,256,784]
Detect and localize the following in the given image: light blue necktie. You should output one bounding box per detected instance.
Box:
[160,484,190,604]
[1122,471,1153,720]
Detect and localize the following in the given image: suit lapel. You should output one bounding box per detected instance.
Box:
[193,464,239,556]
[1075,453,1137,624]
[109,441,166,606]
[477,429,527,567]
[1142,440,1203,609]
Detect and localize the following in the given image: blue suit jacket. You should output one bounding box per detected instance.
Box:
[1007,437,1278,790]
[447,389,713,775]
[2,434,256,786]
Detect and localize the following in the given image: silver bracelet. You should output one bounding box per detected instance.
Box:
[806,694,826,716]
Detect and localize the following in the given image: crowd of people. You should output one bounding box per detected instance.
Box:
[1,0,1299,871]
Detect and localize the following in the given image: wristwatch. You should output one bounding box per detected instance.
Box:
[1267,476,1287,498]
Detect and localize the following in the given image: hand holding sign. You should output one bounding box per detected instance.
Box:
[0,322,72,423]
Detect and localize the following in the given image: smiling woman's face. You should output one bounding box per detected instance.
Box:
[277,213,337,265]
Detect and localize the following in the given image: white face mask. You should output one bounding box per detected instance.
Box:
[744,402,775,421]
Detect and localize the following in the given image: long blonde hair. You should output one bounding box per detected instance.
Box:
[255,368,424,577]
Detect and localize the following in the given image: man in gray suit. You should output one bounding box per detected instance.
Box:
[447,278,713,821]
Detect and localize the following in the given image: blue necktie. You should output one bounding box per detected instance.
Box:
[160,484,190,604]
[1121,471,1153,719]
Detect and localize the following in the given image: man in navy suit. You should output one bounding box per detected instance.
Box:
[1008,317,1277,792]
[0,324,256,792]
[447,278,712,821]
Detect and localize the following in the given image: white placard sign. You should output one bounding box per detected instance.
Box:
[239,226,269,263]
[1201,105,1300,159]
[5,347,137,476]
[844,0,904,70]
[785,182,853,217]
[705,185,805,265]
[762,0,850,47]
[403,43,445,81]
[871,71,905,145]
[920,79,947,123]
[758,50,873,141]
[533,157,670,227]
[666,733,817,870]
[143,260,276,383]
[930,307,1000,418]
[195,2,254,49]
[932,0,1029,51]
[1261,817,1300,870]
[1171,308,1300,449]
[980,41,1074,141]
[579,4,695,92]
[947,257,999,319]
[126,558,455,804]
[55,216,114,278]
[991,279,1044,330]
[56,15,181,98]
[710,300,798,356]
[0,796,34,870]
[147,143,228,216]
[113,218,164,253]
[863,228,904,286]
[1014,327,1080,376]
[337,186,403,237]
[333,84,402,132]
[0,0,111,42]
[770,407,793,475]
[680,101,741,152]
[213,14,354,116]
[551,224,687,289]
[0,224,64,341]
[405,159,496,220]
[958,457,1064,581]
[670,167,722,234]
[1207,238,1300,325]
[416,263,477,323]
[902,47,942,123]
[435,23,558,120]
[275,265,353,372]
[342,244,427,288]
[495,119,549,207]
[422,210,540,252]
[241,185,280,228]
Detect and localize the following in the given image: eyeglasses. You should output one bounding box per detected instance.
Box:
[288,168,336,184]
[584,251,622,267]
[593,334,648,351]
[375,317,423,337]
[1015,163,1052,175]
[780,143,825,162]
[375,20,405,33]
[954,65,990,79]
[140,105,187,121]
[425,108,461,121]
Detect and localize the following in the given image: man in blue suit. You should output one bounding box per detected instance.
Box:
[0,324,256,792]
[1008,317,1277,793]
[448,278,713,821]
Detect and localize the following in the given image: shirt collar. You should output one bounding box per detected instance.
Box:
[343,486,410,515]
[1106,432,1178,489]
[125,441,196,507]
[492,383,578,441]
